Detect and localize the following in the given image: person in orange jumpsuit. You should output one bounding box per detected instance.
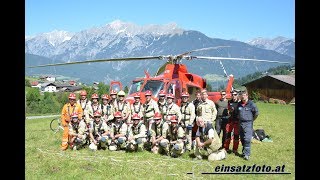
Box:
[61,93,83,150]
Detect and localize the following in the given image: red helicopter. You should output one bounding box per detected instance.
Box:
[27,46,289,105]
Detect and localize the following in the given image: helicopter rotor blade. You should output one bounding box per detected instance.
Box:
[188,56,291,64]
[178,46,230,57]
[26,56,163,68]
[155,62,170,76]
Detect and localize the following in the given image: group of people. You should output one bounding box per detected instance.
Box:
[60,88,259,161]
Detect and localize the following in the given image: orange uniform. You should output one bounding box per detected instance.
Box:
[60,103,83,150]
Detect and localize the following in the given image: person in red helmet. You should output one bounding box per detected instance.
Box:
[164,93,181,124]
[168,115,186,158]
[60,93,83,150]
[68,112,88,150]
[143,90,159,131]
[86,93,102,125]
[77,90,91,114]
[109,111,128,151]
[130,92,144,125]
[88,111,111,151]
[101,94,114,123]
[150,112,170,155]
[127,113,147,152]
[180,91,195,151]
[157,90,167,116]
[109,89,118,107]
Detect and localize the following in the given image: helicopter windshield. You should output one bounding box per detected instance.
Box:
[128,80,144,95]
[142,80,164,97]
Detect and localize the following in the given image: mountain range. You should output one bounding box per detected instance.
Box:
[25,20,295,89]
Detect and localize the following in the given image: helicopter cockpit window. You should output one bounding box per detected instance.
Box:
[128,80,143,94]
[167,84,175,95]
[142,80,164,97]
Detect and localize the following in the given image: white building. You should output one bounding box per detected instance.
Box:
[40,82,57,92]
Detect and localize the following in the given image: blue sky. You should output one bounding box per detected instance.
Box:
[26,0,295,42]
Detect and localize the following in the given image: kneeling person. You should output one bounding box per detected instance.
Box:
[168,116,186,158]
[194,117,227,161]
[150,112,170,155]
[126,113,147,152]
[69,112,88,150]
[109,111,128,151]
[89,111,112,151]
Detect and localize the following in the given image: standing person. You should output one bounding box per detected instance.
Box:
[214,90,229,146]
[164,93,181,124]
[196,89,217,125]
[86,93,102,125]
[77,90,91,120]
[234,91,259,160]
[180,91,195,151]
[68,112,88,150]
[100,94,114,123]
[115,90,131,125]
[224,90,241,154]
[130,93,144,122]
[143,90,159,130]
[192,90,202,111]
[60,93,83,150]
[109,89,118,107]
[157,90,167,116]
[193,116,227,161]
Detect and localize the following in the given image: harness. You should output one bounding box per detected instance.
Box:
[114,122,124,135]
[101,104,111,116]
[133,103,142,113]
[155,121,164,137]
[132,122,143,135]
[144,102,154,113]
[93,122,103,137]
[67,105,76,119]
[170,125,182,141]
[72,122,79,134]
[80,99,88,111]
[117,101,126,112]
[181,102,191,121]
[199,123,213,141]
[91,103,100,114]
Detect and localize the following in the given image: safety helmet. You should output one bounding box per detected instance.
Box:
[93,111,101,117]
[145,90,152,96]
[110,89,117,95]
[80,90,87,96]
[91,93,99,99]
[101,94,109,100]
[114,111,122,118]
[132,113,141,120]
[134,92,141,98]
[153,112,162,120]
[181,92,190,97]
[117,90,126,96]
[170,115,178,123]
[166,93,174,99]
[68,93,76,99]
[159,90,166,96]
[71,112,78,118]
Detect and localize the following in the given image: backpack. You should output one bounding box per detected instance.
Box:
[253,129,266,141]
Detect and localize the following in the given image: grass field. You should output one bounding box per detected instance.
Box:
[26,102,295,179]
